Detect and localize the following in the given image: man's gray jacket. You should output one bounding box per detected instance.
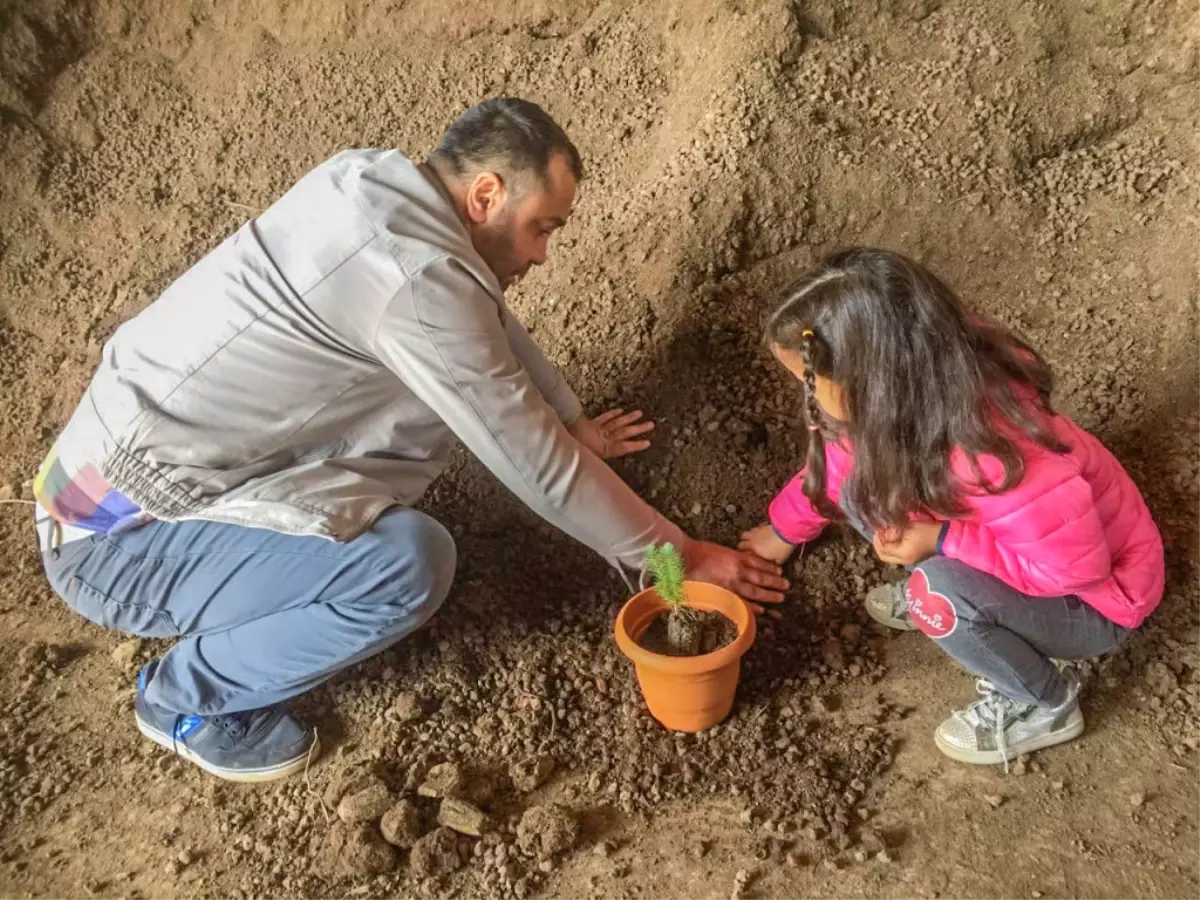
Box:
[44,149,684,570]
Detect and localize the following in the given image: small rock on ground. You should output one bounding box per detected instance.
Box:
[380,799,423,848]
[111,639,142,668]
[410,827,464,878]
[510,754,556,792]
[319,823,397,877]
[322,765,384,811]
[419,761,467,799]
[390,691,425,722]
[437,798,489,836]
[517,803,579,856]
[337,782,394,825]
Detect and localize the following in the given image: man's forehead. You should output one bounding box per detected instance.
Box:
[523,156,577,219]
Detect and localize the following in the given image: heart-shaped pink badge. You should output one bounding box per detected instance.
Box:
[905,569,958,639]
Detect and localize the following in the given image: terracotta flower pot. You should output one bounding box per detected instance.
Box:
[614,580,756,732]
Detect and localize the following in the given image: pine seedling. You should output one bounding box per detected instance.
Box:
[645,542,701,655]
[645,542,686,612]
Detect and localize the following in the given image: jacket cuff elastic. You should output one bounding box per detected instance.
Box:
[936,520,950,555]
[770,520,798,547]
[559,393,585,429]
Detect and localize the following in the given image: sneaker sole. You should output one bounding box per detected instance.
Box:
[864,600,919,632]
[136,714,318,783]
[933,715,1085,766]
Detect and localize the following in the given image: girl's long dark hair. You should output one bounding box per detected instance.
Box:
[765,248,1066,530]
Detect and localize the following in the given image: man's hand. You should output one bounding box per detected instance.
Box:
[682,539,790,613]
[570,408,655,460]
[872,522,942,566]
[738,523,795,565]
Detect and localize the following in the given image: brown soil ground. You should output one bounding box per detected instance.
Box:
[1,1,1198,898]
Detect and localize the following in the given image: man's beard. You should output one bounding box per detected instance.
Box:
[474,219,527,288]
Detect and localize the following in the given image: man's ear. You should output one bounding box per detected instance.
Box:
[465,171,506,224]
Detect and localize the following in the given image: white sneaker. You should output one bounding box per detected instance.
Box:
[934,669,1085,768]
[864,581,918,631]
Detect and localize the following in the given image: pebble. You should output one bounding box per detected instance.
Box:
[320,823,397,877]
[731,868,751,900]
[110,639,142,668]
[409,828,463,878]
[419,762,466,799]
[511,755,556,792]
[337,783,394,825]
[517,804,580,856]
[438,798,490,836]
[1130,791,1146,808]
[390,692,424,722]
[381,800,423,848]
[984,794,1004,809]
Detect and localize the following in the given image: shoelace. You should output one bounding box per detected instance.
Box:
[958,679,1028,774]
[172,710,257,750]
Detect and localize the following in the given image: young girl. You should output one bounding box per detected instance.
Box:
[740,248,1164,767]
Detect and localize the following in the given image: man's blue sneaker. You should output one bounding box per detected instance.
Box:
[134,661,318,783]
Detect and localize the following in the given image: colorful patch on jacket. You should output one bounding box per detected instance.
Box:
[33,449,142,533]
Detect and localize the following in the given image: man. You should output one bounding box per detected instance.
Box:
[34,98,787,783]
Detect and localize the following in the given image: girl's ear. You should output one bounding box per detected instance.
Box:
[816,377,851,423]
[769,343,807,383]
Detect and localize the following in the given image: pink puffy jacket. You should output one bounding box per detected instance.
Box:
[768,411,1164,628]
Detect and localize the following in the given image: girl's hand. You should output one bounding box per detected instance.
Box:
[738,523,796,565]
[872,522,942,566]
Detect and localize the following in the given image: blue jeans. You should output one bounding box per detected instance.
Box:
[40,508,456,716]
[841,498,1130,707]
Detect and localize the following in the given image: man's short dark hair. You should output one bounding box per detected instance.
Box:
[430,98,584,188]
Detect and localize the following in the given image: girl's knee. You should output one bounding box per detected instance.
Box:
[906,557,978,640]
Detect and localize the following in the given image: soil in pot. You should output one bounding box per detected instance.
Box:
[636,609,737,657]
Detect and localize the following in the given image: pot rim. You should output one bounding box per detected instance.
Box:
[614,580,756,675]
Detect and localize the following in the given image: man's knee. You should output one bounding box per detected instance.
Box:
[362,509,457,620]
[906,557,979,640]
[405,513,457,615]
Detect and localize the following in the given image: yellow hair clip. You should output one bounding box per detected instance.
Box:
[802,329,814,338]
